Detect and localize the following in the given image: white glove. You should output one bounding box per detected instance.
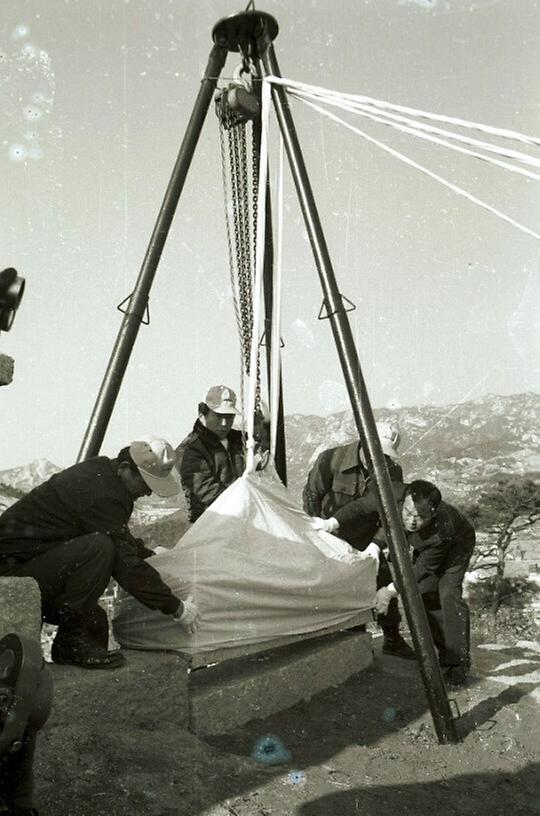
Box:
[311,516,339,533]
[375,584,398,615]
[364,542,381,564]
[173,595,201,634]
[254,449,271,471]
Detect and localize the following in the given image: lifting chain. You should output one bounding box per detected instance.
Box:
[251,118,262,413]
[217,69,262,415]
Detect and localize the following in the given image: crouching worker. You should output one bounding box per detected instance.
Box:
[0,436,201,670]
[375,480,476,687]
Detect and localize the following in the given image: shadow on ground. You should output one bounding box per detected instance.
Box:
[297,763,540,816]
[34,640,539,816]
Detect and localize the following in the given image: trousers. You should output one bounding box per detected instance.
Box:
[0,533,115,615]
[422,560,471,668]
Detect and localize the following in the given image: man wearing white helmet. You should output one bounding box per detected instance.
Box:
[303,421,414,659]
[0,436,200,670]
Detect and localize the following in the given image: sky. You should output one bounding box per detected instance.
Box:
[1,0,539,469]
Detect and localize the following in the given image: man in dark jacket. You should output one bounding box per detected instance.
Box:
[176,385,245,523]
[303,423,414,659]
[372,480,476,686]
[0,436,200,670]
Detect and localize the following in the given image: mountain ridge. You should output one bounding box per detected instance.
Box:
[0,393,537,510]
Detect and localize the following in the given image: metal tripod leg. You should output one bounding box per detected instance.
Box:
[259,44,458,745]
[78,43,228,461]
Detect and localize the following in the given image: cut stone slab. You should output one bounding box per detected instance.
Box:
[0,576,41,641]
[189,629,374,736]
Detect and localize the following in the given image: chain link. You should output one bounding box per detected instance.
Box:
[218,108,243,347]
[217,79,262,412]
[251,118,262,413]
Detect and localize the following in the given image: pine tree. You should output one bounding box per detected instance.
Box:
[465,477,540,616]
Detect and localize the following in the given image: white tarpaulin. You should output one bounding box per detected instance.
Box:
[113,471,377,655]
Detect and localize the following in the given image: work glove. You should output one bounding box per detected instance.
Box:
[173,595,201,635]
[254,448,271,471]
[311,516,339,534]
[363,542,382,564]
[374,584,398,615]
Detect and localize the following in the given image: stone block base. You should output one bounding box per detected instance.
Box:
[189,629,374,735]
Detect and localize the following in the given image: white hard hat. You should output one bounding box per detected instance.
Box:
[376,422,400,458]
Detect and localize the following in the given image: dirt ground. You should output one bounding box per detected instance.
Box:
[30,633,539,816]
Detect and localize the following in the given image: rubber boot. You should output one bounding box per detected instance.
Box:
[51,607,124,670]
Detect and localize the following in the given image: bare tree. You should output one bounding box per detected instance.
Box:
[465,477,540,616]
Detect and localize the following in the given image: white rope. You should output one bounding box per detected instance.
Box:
[289,89,540,181]
[292,92,540,241]
[270,134,285,460]
[244,79,271,474]
[288,86,540,170]
[345,101,540,170]
[266,75,540,148]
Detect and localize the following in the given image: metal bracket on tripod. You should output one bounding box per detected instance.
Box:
[317,293,356,320]
[116,294,150,325]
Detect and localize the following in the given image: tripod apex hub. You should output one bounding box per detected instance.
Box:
[212,10,279,53]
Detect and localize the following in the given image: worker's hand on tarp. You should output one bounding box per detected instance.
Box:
[174,595,201,634]
[374,584,398,615]
[363,542,382,564]
[311,516,339,534]
[254,448,271,471]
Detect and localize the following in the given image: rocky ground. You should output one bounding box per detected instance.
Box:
[32,634,540,816]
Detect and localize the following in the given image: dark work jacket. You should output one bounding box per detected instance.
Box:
[0,457,180,615]
[356,490,476,594]
[176,420,245,523]
[406,503,476,594]
[302,441,404,551]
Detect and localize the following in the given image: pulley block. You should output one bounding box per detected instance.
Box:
[215,83,261,128]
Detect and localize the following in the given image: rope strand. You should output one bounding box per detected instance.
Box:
[294,92,540,241]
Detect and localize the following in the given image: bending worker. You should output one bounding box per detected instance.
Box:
[303,422,414,660]
[319,476,476,686]
[0,436,200,670]
[374,480,476,687]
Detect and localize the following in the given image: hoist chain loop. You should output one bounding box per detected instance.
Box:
[217,73,262,414]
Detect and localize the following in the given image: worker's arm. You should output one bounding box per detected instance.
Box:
[302,450,332,516]
[111,538,183,616]
[333,480,405,529]
[410,531,452,593]
[70,495,183,616]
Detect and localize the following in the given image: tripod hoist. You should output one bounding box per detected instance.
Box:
[77,9,459,744]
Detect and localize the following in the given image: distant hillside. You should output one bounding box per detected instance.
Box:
[0,458,61,494]
[0,394,537,514]
[285,392,540,506]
